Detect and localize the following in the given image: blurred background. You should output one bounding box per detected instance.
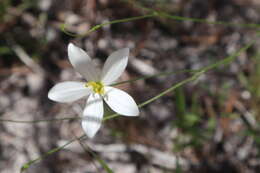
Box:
[1,0,260,172]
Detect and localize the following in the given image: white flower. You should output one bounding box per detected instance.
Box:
[48,43,139,138]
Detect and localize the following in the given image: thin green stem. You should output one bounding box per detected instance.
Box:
[61,13,157,37]
[201,40,255,72]
[76,137,114,173]
[124,0,260,30]
[61,1,260,38]
[62,9,260,38]
[20,134,86,172]
[0,117,80,123]
[103,72,203,121]
[157,11,260,29]
[74,135,100,171]
[104,40,255,120]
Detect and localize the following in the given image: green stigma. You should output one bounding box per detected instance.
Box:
[85,81,105,94]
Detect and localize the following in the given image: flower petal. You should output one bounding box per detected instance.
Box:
[68,43,100,81]
[101,48,129,85]
[48,81,91,103]
[82,93,104,138]
[104,86,139,116]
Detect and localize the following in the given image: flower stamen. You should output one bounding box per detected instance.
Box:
[85,81,105,95]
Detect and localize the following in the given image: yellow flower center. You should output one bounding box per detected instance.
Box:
[85,81,105,95]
